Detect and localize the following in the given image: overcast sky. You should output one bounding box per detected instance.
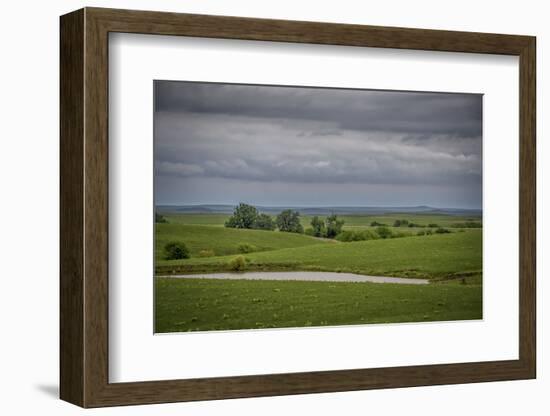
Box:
[154,81,482,208]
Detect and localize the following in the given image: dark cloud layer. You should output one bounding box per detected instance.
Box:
[154,81,482,208]
[155,81,482,138]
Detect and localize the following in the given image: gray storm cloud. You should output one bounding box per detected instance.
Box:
[154,81,482,208]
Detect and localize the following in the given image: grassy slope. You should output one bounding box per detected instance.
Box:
[155,277,482,332]
[155,223,329,260]
[157,230,482,279]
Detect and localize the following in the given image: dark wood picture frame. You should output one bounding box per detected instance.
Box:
[60,7,536,408]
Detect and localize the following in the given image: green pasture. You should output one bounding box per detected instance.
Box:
[155,223,329,260]
[156,227,482,280]
[155,212,482,332]
[155,277,482,332]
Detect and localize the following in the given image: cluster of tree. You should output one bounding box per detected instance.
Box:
[306,214,345,238]
[224,203,348,237]
[393,219,445,228]
[224,203,304,233]
[224,203,276,230]
[393,219,409,227]
[276,209,304,233]
[326,214,345,238]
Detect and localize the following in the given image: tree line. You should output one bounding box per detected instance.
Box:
[224,203,344,238]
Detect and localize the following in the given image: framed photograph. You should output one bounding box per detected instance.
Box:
[60,7,536,407]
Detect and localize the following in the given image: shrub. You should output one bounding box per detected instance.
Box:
[304,227,315,236]
[370,221,385,226]
[417,230,426,236]
[368,230,386,239]
[238,243,257,254]
[335,229,378,242]
[376,226,393,239]
[163,241,190,260]
[335,231,352,242]
[198,249,215,257]
[425,229,433,235]
[428,223,439,228]
[435,227,451,234]
[228,255,246,271]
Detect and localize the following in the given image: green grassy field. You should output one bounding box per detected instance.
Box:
[155,277,482,332]
[156,226,481,280]
[155,223,330,260]
[155,212,482,333]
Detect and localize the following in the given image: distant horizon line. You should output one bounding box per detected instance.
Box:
[155,203,482,210]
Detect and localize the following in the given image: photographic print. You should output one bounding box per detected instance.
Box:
[154,81,483,333]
